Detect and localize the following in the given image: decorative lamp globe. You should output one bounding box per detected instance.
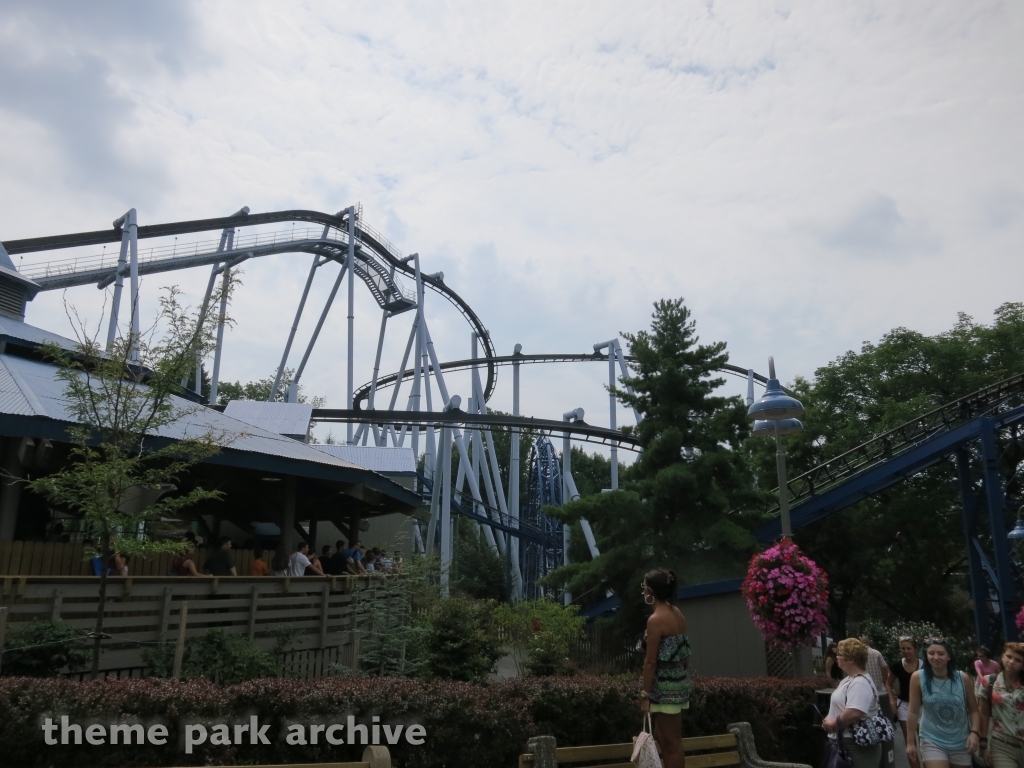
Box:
[747,357,804,422]
[1009,507,1024,540]
[752,418,804,437]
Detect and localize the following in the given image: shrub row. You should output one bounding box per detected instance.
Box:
[0,674,824,767]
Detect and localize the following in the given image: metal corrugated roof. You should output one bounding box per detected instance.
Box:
[0,357,42,416]
[0,317,78,350]
[312,444,417,474]
[0,353,365,473]
[223,400,313,438]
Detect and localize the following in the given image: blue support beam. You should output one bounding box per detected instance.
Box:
[957,448,992,648]
[980,418,1018,641]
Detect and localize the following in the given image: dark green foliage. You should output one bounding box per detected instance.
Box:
[350,576,427,677]
[453,521,508,601]
[494,600,586,677]
[422,598,502,682]
[0,674,823,766]
[569,447,613,497]
[743,302,1024,638]
[547,299,759,632]
[140,629,280,684]
[524,630,573,676]
[0,620,90,677]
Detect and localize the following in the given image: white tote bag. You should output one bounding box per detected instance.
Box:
[631,714,663,768]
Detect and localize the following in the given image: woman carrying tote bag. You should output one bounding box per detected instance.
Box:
[638,568,690,768]
[822,638,886,768]
[906,638,981,767]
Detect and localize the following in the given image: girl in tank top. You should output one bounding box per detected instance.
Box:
[906,638,981,767]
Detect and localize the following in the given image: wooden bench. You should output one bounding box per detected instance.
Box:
[518,722,810,768]
[166,745,391,768]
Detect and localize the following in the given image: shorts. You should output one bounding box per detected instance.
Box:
[990,732,1024,768]
[650,703,689,714]
[897,700,909,722]
[919,737,971,766]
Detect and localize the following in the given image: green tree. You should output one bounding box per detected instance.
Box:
[453,522,507,601]
[421,597,502,682]
[743,303,1024,637]
[28,288,231,678]
[569,447,613,498]
[547,299,759,629]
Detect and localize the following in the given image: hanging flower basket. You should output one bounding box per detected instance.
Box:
[742,538,830,651]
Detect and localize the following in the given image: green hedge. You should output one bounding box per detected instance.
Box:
[0,674,824,767]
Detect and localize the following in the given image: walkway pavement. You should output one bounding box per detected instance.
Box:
[891,726,910,768]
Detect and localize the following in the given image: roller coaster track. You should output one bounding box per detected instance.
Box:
[307,407,643,451]
[756,371,1024,539]
[2,208,499,393]
[353,353,770,409]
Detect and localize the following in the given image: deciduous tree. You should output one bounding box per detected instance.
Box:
[29,288,233,677]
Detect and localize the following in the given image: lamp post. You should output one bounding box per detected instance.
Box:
[1007,506,1024,564]
[748,357,805,538]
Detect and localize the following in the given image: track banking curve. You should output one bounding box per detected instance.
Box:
[2,208,499,397]
[353,352,771,410]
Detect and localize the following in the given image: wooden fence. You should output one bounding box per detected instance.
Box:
[0,541,265,577]
[0,574,390,677]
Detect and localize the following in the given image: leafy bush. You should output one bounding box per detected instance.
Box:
[140,629,281,684]
[0,620,90,677]
[859,618,944,663]
[422,597,502,682]
[0,674,822,767]
[494,599,586,676]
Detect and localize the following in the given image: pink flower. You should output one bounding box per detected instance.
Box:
[741,538,830,651]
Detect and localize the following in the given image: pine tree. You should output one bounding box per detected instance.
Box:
[547,299,759,625]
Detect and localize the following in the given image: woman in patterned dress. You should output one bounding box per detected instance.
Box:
[639,568,691,768]
[977,642,1024,768]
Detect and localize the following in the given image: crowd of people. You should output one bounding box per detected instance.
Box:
[167,532,403,578]
[821,635,1024,768]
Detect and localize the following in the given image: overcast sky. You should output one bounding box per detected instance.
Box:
[1,1,1022,444]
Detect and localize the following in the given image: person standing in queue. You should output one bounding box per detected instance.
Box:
[977,642,1024,767]
[639,568,690,768]
[886,636,923,752]
[203,536,237,576]
[906,638,981,767]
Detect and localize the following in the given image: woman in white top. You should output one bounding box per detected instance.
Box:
[822,638,882,768]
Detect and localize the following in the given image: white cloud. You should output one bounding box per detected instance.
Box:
[2,0,1023,446]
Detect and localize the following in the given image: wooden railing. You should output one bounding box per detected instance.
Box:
[0,541,265,576]
[0,574,390,676]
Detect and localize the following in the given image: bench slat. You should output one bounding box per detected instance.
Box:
[687,752,741,768]
[684,734,738,749]
[551,732,738,763]
[169,764,368,768]
[556,744,633,762]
